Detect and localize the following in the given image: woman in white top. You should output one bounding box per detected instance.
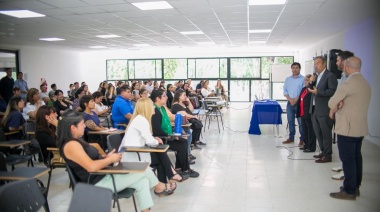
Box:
[201,80,215,97]
[23,88,45,120]
[119,98,188,183]
[92,91,110,116]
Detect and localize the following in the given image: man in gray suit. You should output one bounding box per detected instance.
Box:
[308,56,338,163]
[328,56,371,200]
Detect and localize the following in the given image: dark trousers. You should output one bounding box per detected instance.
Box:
[167,138,190,172]
[150,152,174,183]
[311,113,333,156]
[191,128,202,144]
[301,117,316,151]
[337,135,363,195]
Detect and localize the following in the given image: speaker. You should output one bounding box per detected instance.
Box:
[329,49,342,79]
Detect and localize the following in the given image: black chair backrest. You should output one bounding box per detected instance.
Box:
[0,153,7,172]
[66,164,79,190]
[68,183,113,212]
[0,128,6,141]
[0,178,46,212]
[107,134,122,153]
[23,122,36,139]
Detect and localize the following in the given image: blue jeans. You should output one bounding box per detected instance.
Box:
[287,102,303,141]
[185,128,192,154]
[337,135,363,195]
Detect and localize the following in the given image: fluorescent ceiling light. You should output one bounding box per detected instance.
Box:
[132,1,173,10]
[133,44,151,47]
[96,34,121,38]
[249,0,286,5]
[0,10,45,18]
[249,29,272,33]
[89,46,107,49]
[249,41,266,44]
[180,31,204,35]
[39,38,65,41]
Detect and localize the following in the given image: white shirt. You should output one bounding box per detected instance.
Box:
[201,87,212,97]
[119,115,158,162]
[316,68,326,87]
[39,91,49,100]
[23,101,45,120]
[95,103,104,112]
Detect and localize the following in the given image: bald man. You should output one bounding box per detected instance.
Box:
[328,56,371,200]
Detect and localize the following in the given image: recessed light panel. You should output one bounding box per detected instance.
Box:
[249,29,272,33]
[132,1,173,10]
[249,0,286,5]
[0,10,45,18]
[180,31,204,35]
[96,34,121,38]
[39,38,65,41]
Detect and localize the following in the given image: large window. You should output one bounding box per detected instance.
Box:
[230,58,260,78]
[106,60,128,80]
[106,56,294,101]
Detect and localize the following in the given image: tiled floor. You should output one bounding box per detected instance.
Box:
[15,103,380,211]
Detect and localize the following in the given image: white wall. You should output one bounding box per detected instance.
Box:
[299,15,380,140]
[18,46,83,93]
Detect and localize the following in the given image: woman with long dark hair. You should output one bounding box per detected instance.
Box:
[35,105,58,163]
[58,110,174,211]
[53,89,72,117]
[1,96,25,140]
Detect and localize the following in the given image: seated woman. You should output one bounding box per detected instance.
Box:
[35,105,58,164]
[201,80,216,97]
[72,87,84,111]
[58,110,175,212]
[53,90,72,118]
[82,84,91,95]
[23,88,45,120]
[166,84,175,109]
[92,91,110,116]
[105,84,116,106]
[119,98,188,183]
[139,88,148,99]
[1,96,25,140]
[172,90,205,147]
[80,95,106,148]
[215,79,228,102]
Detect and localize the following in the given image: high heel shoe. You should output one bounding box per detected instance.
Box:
[170,173,189,182]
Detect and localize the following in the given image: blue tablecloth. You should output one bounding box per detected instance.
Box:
[249,100,283,135]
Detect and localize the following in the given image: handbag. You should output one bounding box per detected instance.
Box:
[188,118,203,129]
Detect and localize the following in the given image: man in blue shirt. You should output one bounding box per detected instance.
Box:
[13,72,28,100]
[111,85,134,128]
[283,62,304,145]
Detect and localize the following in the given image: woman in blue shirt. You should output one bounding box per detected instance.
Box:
[1,96,25,140]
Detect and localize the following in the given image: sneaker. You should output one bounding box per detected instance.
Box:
[332,166,343,172]
[332,171,345,180]
[189,154,196,160]
[192,144,202,150]
[189,159,195,165]
[185,169,199,178]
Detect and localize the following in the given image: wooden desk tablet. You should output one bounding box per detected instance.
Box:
[0,140,31,148]
[0,167,49,181]
[88,129,125,135]
[122,145,169,153]
[91,162,149,174]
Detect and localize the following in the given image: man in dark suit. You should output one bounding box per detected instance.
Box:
[308,56,337,163]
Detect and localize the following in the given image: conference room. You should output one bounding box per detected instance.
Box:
[1,0,379,211]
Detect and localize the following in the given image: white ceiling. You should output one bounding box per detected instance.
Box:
[0,0,377,51]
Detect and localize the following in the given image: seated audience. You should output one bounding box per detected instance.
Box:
[150,89,199,178]
[139,88,148,99]
[215,79,228,101]
[1,96,25,140]
[12,87,21,97]
[111,85,134,129]
[201,80,216,97]
[35,105,58,164]
[72,87,84,111]
[171,90,205,148]
[49,83,57,99]
[23,88,45,120]
[105,83,116,106]
[195,80,204,94]
[82,84,91,95]
[58,110,174,212]
[53,90,72,117]
[39,82,50,103]
[119,98,188,183]
[92,91,110,116]
[166,84,174,109]
[80,95,106,148]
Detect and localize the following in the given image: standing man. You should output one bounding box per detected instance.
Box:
[308,56,338,163]
[14,72,28,100]
[328,56,370,200]
[0,68,14,104]
[283,62,304,146]
[331,50,355,180]
[111,85,134,128]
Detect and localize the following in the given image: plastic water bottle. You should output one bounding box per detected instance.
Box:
[174,113,182,135]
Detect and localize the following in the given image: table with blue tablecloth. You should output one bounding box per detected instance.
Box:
[249,100,283,135]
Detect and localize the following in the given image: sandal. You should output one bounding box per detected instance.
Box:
[170,182,177,191]
[154,184,174,197]
[171,173,189,182]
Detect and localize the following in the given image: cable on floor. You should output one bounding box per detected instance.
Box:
[276,144,321,160]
